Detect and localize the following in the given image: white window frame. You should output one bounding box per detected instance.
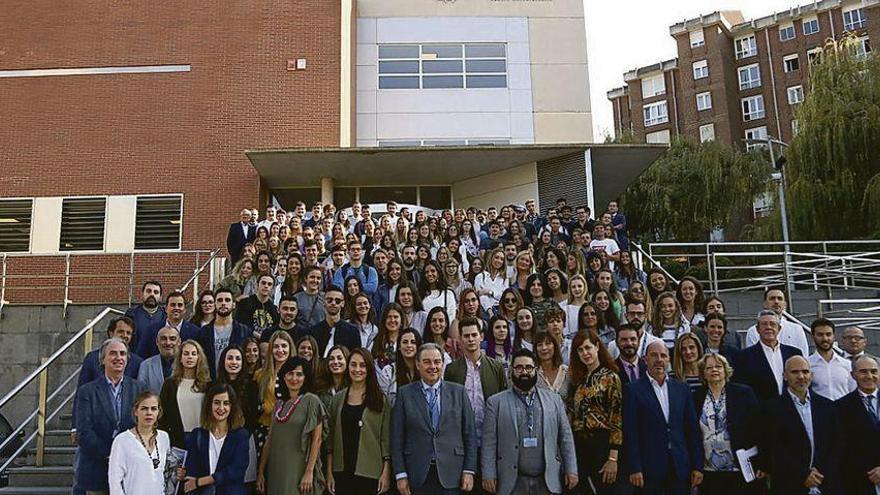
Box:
[696,91,712,111]
[735,35,758,59]
[745,126,768,150]
[738,64,762,90]
[693,59,709,80]
[690,30,705,48]
[378,43,508,90]
[742,95,766,121]
[856,36,872,58]
[783,54,800,73]
[803,17,820,36]
[643,101,669,127]
[641,74,666,98]
[807,47,823,65]
[791,119,800,137]
[779,23,796,41]
[699,124,715,143]
[843,8,867,31]
[787,85,804,105]
[646,129,671,144]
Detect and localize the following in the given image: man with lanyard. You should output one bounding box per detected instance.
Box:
[307,285,360,358]
[332,241,379,296]
[125,280,166,357]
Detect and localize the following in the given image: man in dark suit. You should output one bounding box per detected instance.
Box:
[74,338,147,494]
[392,343,477,495]
[760,355,842,495]
[733,310,802,402]
[307,286,361,357]
[226,208,256,267]
[614,324,648,385]
[623,341,703,495]
[836,355,880,495]
[199,288,252,378]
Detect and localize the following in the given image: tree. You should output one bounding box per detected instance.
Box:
[780,36,880,239]
[620,138,770,242]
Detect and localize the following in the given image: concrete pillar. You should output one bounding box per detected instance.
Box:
[321,177,335,204]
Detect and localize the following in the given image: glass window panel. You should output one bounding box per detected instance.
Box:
[333,188,357,208]
[273,189,321,212]
[379,76,420,89]
[378,60,419,74]
[379,45,419,59]
[422,60,463,74]
[423,75,463,88]
[466,75,506,88]
[465,44,506,58]
[419,186,452,210]
[422,44,462,59]
[359,187,417,205]
[466,59,506,73]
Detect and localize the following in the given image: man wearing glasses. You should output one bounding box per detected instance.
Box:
[841,326,879,365]
[306,285,360,357]
[607,301,661,360]
[481,349,578,495]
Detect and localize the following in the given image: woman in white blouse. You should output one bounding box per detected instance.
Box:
[108,391,172,495]
[474,248,510,311]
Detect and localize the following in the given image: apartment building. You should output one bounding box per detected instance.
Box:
[607,0,879,148]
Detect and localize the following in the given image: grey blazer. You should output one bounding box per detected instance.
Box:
[136,355,166,394]
[391,380,477,490]
[481,387,577,495]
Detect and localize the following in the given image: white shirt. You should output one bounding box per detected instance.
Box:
[858,388,880,417]
[108,429,170,495]
[808,351,856,400]
[473,271,509,309]
[421,289,458,322]
[209,432,226,474]
[649,375,670,422]
[589,238,620,270]
[761,341,785,394]
[746,319,810,356]
[788,390,815,467]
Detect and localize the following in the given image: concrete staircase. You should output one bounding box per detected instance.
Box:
[0,415,74,494]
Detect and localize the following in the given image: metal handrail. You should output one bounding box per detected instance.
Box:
[178,248,221,298]
[631,242,680,284]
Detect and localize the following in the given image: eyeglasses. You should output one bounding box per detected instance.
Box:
[513,365,536,373]
[843,335,866,341]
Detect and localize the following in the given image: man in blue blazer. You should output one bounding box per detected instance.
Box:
[836,355,880,495]
[760,355,842,495]
[74,338,147,494]
[732,310,802,402]
[137,325,181,393]
[226,208,256,267]
[391,343,477,495]
[198,288,252,378]
[623,341,703,495]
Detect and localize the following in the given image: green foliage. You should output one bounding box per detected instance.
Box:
[784,36,880,239]
[620,138,771,242]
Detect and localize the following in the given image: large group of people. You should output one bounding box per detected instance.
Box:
[69,198,880,495]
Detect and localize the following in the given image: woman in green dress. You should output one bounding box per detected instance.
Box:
[256,356,326,495]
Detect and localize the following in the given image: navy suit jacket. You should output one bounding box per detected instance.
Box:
[615,357,647,385]
[692,383,760,454]
[760,392,842,495]
[184,427,250,495]
[836,390,880,495]
[226,222,255,265]
[74,376,147,492]
[72,350,142,425]
[731,342,801,402]
[622,376,703,483]
[197,320,252,378]
[307,320,362,356]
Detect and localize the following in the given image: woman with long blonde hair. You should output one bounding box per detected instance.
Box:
[253,330,295,458]
[158,339,211,447]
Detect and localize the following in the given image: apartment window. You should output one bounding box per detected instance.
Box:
[779,23,796,41]
[646,129,671,144]
[787,85,804,105]
[0,199,33,252]
[696,91,712,111]
[856,36,872,58]
[378,43,507,90]
[843,8,867,31]
[134,196,182,250]
[791,119,800,136]
[735,35,758,59]
[738,64,761,90]
[641,74,666,98]
[690,30,705,48]
[783,54,800,73]
[803,17,820,36]
[742,95,765,121]
[745,126,768,150]
[808,47,823,65]
[59,197,106,251]
[643,101,669,126]
[693,60,709,80]
[699,124,716,143]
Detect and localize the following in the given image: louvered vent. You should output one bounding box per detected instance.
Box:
[60,198,106,251]
[135,196,182,250]
[0,199,33,252]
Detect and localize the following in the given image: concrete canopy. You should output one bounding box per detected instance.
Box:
[245,143,667,208]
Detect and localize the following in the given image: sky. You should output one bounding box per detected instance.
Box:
[585,0,803,141]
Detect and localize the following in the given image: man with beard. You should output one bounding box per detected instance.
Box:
[296,266,326,327]
[306,285,360,357]
[481,349,578,495]
[200,288,252,378]
[138,291,200,358]
[503,241,518,280]
[259,295,306,355]
[606,301,661,360]
[234,273,280,340]
[807,318,854,400]
[137,325,180,393]
[613,324,648,385]
[126,280,166,356]
[401,245,421,286]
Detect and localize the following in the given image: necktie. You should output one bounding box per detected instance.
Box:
[628,363,637,382]
[865,395,879,423]
[427,388,440,431]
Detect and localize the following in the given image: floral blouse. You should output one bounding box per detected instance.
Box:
[568,366,623,448]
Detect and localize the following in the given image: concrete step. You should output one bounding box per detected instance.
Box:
[6,466,72,487]
[43,430,73,448]
[26,446,75,466]
[0,487,71,495]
